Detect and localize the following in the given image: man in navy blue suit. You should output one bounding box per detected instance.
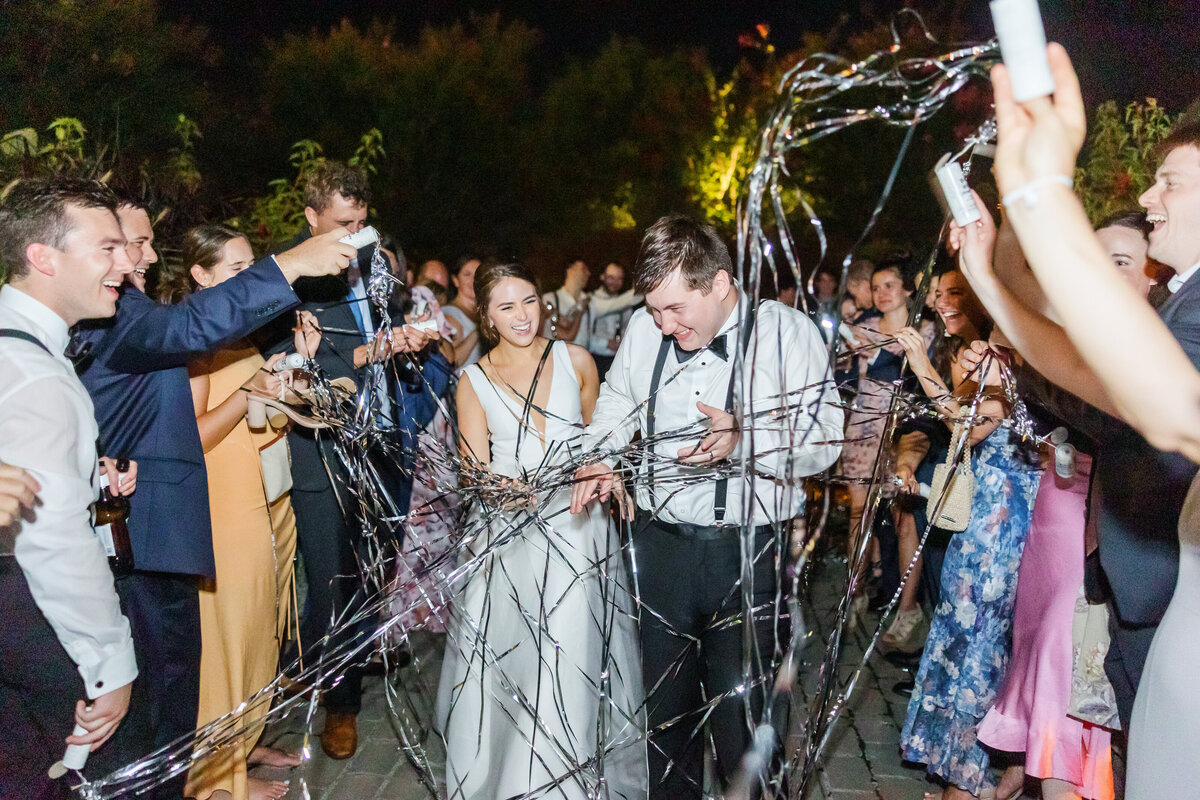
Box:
[76,195,355,797]
[1094,126,1200,729]
[258,162,452,759]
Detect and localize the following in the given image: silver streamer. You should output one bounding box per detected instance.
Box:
[70,15,1054,800]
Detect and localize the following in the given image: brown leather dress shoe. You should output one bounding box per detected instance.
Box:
[320,711,358,760]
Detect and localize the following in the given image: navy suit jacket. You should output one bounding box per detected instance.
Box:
[1095,273,1200,626]
[77,260,298,578]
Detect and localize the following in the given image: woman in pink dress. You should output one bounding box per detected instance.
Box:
[974,213,1156,800]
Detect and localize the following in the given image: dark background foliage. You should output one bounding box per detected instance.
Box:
[1,0,1196,284]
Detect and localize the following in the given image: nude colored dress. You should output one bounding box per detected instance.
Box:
[185,344,297,800]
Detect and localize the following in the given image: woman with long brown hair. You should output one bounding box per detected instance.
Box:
[895,269,1041,800]
[435,259,645,799]
[160,225,313,800]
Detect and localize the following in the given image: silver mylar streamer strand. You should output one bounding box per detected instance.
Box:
[77,22,1023,800]
[733,15,1003,797]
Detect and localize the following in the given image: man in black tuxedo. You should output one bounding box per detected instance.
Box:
[76,196,353,797]
[260,161,452,759]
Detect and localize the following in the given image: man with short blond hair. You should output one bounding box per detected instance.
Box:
[266,160,452,759]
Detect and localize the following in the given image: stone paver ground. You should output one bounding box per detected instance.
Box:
[252,557,1033,799]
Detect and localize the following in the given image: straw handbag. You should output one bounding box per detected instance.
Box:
[927,419,974,532]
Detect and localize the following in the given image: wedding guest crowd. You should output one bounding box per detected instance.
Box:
[5,37,1200,800]
[819,45,1198,800]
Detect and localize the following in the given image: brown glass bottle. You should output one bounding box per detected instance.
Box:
[92,472,134,577]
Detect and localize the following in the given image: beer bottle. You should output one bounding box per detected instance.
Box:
[92,468,134,577]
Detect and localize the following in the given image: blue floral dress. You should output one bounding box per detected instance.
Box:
[900,428,1041,795]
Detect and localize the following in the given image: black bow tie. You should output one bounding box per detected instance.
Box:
[671,332,728,363]
[64,327,93,372]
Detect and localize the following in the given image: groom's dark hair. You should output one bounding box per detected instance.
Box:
[633,213,732,295]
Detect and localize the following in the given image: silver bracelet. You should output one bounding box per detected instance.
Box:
[1001,174,1074,208]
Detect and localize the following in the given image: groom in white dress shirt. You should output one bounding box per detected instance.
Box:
[571,214,842,797]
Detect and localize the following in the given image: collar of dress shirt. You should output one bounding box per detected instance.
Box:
[0,284,71,355]
[711,288,745,342]
[1168,261,1200,294]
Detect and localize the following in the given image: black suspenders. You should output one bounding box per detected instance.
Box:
[644,311,756,523]
[643,337,673,509]
[0,328,52,355]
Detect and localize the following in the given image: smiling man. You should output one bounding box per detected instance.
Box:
[571,213,842,798]
[71,181,354,798]
[1084,124,1200,727]
[0,177,138,798]
[261,160,452,760]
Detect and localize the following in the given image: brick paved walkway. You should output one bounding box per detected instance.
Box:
[251,557,1028,799]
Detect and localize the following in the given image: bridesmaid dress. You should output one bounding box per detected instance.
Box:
[186,344,297,800]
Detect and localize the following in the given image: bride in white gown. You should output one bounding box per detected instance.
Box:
[435,260,646,800]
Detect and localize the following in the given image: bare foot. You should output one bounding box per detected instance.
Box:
[994,765,1025,799]
[941,786,977,800]
[248,745,302,768]
[249,776,290,800]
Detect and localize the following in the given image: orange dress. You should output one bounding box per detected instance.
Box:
[185,344,297,800]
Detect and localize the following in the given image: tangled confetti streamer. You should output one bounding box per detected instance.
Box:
[69,16,1068,800]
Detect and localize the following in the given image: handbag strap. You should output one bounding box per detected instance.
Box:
[944,414,972,468]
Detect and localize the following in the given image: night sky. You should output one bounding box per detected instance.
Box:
[164,1,1200,111]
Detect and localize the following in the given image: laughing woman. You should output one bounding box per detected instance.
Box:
[896,269,1041,800]
[435,259,645,800]
[160,226,308,800]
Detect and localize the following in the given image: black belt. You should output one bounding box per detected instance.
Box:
[633,509,777,541]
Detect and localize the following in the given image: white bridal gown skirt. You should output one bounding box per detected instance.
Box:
[435,490,647,800]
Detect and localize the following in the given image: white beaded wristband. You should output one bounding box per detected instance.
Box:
[1001,174,1074,208]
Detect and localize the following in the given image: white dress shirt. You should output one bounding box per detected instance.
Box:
[1168,261,1200,294]
[584,288,642,357]
[585,294,843,526]
[0,285,137,698]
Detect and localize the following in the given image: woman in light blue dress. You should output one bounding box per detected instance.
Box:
[896,269,1040,799]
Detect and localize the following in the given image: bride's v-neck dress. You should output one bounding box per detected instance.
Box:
[436,340,647,799]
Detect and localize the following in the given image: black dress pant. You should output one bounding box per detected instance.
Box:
[290,485,368,713]
[0,560,174,800]
[289,453,411,714]
[1105,606,1158,731]
[0,559,82,800]
[632,518,787,799]
[115,570,201,800]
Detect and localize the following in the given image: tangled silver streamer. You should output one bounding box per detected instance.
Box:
[70,16,1063,800]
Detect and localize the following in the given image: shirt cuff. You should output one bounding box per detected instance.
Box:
[264,254,300,297]
[78,639,138,700]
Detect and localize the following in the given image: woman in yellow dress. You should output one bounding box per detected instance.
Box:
[162,225,309,800]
